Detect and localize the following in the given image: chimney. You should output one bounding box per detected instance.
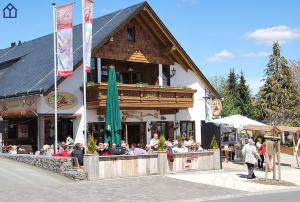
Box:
[10,42,16,48]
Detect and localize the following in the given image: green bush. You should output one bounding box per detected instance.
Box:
[210,135,219,149]
[87,81,95,87]
[177,134,183,145]
[158,135,166,151]
[87,135,97,154]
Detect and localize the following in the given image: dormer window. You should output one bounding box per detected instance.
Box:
[127,27,135,42]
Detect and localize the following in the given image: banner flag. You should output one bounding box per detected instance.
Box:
[56,3,73,77]
[83,0,94,73]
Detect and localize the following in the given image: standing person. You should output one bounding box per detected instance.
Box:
[71,143,84,166]
[256,138,265,170]
[149,133,159,151]
[242,139,261,179]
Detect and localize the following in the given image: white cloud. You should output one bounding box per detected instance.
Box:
[245,25,300,45]
[240,51,270,58]
[207,50,234,62]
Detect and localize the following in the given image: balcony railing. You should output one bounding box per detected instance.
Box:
[86,83,197,110]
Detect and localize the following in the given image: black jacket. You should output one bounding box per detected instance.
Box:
[71,148,84,166]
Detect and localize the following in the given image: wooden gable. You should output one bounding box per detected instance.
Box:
[93,17,174,65]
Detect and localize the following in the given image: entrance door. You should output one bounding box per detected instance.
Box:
[44,118,73,145]
[122,122,146,147]
[128,124,140,145]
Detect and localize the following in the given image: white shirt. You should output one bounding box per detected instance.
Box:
[242,143,260,164]
[149,138,158,148]
[256,142,261,149]
[172,146,188,153]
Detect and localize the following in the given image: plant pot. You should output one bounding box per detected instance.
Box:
[83,154,99,181]
[154,151,168,175]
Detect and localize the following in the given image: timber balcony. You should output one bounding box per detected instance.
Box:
[86,83,197,110]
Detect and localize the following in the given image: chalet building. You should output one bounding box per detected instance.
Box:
[0,2,219,150]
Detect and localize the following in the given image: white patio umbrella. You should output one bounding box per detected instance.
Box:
[210,114,266,129]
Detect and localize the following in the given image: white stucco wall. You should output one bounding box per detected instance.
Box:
[170,63,213,143]
[37,66,85,144]
[37,62,213,144]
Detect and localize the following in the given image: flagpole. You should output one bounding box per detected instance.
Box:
[82,0,88,153]
[52,3,58,154]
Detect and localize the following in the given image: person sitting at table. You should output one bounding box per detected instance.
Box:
[172,142,188,153]
[196,143,204,151]
[52,144,70,157]
[149,133,159,151]
[184,136,194,147]
[117,142,130,155]
[97,143,109,156]
[58,141,67,153]
[166,138,173,147]
[108,143,117,155]
[131,143,146,155]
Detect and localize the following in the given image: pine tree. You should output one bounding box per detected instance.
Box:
[208,75,226,97]
[222,69,241,116]
[256,42,300,126]
[238,72,254,118]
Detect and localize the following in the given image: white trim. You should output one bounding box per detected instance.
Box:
[158,64,163,86]
[97,58,102,83]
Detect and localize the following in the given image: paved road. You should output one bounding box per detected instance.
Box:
[0,158,244,202]
[212,190,300,202]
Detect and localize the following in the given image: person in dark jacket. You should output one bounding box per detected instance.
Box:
[71,143,84,166]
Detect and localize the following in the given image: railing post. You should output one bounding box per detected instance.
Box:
[140,90,143,102]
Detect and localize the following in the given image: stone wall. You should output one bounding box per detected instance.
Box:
[0,153,73,173]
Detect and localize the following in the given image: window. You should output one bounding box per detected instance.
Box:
[180,121,195,140]
[162,65,170,86]
[122,71,143,84]
[87,58,98,83]
[127,27,136,42]
[151,121,174,141]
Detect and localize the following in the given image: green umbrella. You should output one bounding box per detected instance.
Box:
[104,66,122,145]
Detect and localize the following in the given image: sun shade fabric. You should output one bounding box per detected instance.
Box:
[104,66,122,145]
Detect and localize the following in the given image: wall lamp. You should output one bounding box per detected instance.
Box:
[170,68,176,78]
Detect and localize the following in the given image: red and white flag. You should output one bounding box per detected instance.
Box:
[83,0,94,73]
[56,3,73,77]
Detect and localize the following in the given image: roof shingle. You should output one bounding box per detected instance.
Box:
[0,2,145,97]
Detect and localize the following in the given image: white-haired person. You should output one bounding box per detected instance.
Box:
[242,139,261,179]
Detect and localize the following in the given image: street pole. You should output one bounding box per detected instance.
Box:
[82,0,87,153]
[52,3,58,154]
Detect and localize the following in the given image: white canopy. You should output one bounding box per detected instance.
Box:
[210,114,266,129]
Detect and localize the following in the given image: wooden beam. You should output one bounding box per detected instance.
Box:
[160,46,176,55]
[170,51,189,71]
[135,15,167,47]
[139,12,169,47]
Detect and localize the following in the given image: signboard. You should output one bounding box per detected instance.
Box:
[211,99,222,117]
[18,124,29,138]
[0,97,37,117]
[46,92,78,110]
[56,3,74,77]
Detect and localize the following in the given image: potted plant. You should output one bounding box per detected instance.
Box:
[158,135,166,151]
[155,135,168,175]
[210,135,218,149]
[177,134,183,145]
[87,135,97,155]
[83,135,99,180]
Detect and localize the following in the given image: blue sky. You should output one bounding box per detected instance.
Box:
[1,0,300,94]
